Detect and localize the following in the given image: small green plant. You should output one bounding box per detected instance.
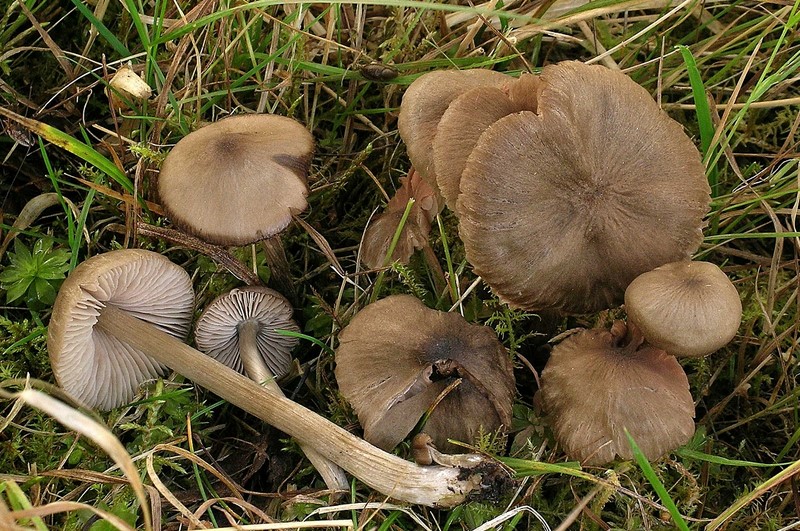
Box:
[0,237,70,307]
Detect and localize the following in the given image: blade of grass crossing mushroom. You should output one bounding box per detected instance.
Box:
[95,304,509,507]
[625,430,689,531]
[370,198,415,303]
[8,388,152,531]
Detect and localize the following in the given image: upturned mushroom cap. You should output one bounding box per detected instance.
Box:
[625,260,742,357]
[433,74,541,210]
[158,114,313,246]
[398,69,511,188]
[194,286,299,379]
[48,249,194,410]
[335,295,515,453]
[457,61,711,313]
[539,323,695,464]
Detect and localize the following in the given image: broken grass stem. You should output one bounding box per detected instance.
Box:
[96,304,506,508]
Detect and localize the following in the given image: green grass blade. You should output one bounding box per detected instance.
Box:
[69,0,131,57]
[625,430,689,531]
[0,480,48,531]
[677,448,794,468]
[678,45,717,196]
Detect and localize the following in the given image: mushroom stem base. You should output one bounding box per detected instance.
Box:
[96,305,512,507]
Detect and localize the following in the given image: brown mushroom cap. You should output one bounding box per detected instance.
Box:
[47,249,194,410]
[625,260,742,357]
[457,61,711,313]
[334,295,515,453]
[398,69,511,188]
[194,286,299,379]
[433,74,541,210]
[539,323,695,464]
[158,114,313,246]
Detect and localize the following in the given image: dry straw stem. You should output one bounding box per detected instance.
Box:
[96,305,509,508]
[0,387,152,531]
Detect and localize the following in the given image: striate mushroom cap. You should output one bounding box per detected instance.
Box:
[158,114,313,246]
[398,69,511,188]
[433,73,541,210]
[625,260,742,357]
[539,323,695,464]
[194,286,299,379]
[334,295,515,453]
[457,61,711,314]
[47,249,194,410]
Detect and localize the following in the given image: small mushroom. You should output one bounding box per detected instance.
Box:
[194,286,348,493]
[158,113,313,295]
[335,295,515,453]
[47,249,194,410]
[397,69,511,189]
[195,286,299,381]
[624,260,742,357]
[457,61,711,313]
[540,322,695,464]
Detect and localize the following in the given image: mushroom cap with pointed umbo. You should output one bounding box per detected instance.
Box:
[334,295,515,453]
[158,114,313,246]
[457,61,711,314]
[47,249,194,410]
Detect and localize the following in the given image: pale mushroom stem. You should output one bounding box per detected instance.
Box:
[237,319,349,493]
[96,305,507,508]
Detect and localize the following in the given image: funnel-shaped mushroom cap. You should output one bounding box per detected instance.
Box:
[195,286,299,378]
[625,261,741,357]
[48,249,194,410]
[458,61,711,313]
[335,295,515,453]
[158,114,313,246]
[540,323,695,464]
[434,74,541,210]
[398,69,510,187]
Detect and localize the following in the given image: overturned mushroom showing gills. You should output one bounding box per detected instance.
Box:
[540,322,695,464]
[457,61,711,313]
[398,69,510,188]
[47,249,194,410]
[92,304,512,507]
[624,260,742,357]
[335,295,516,453]
[194,287,348,492]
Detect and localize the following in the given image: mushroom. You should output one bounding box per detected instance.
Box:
[335,295,516,453]
[360,168,440,270]
[50,251,512,506]
[397,69,511,189]
[539,321,695,464]
[157,113,313,295]
[433,73,541,210]
[624,260,742,357]
[457,61,711,313]
[47,249,194,410]
[194,286,348,493]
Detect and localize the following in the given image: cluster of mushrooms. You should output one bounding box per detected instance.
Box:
[45,60,743,510]
[390,60,742,463]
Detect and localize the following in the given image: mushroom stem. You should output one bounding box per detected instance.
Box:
[236,319,349,493]
[260,237,296,303]
[96,305,509,507]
